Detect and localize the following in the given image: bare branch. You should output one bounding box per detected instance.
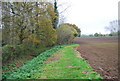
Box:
[59,5,71,14]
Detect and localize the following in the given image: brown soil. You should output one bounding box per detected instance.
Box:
[44,50,62,64]
[73,36,118,79]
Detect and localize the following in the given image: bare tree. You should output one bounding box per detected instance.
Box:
[57,0,71,25]
[105,20,118,33]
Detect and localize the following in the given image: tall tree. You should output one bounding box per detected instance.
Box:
[2,1,58,46]
[52,0,59,29]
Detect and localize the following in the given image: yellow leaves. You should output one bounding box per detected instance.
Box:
[35,7,39,14]
[27,34,40,43]
[46,18,52,23]
[34,16,57,46]
[54,16,58,19]
[34,40,41,43]
[28,34,36,41]
[26,34,41,44]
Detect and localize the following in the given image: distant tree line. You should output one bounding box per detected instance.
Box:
[88,32,118,37]
[82,20,119,37]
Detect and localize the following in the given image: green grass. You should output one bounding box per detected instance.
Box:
[3,44,103,80]
[35,44,103,79]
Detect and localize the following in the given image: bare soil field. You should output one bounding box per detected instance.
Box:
[73,36,118,79]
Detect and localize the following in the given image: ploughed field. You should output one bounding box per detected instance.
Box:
[73,36,118,79]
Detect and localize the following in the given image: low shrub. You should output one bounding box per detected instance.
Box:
[2,45,24,62]
[2,43,51,63]
[56,24,78,44]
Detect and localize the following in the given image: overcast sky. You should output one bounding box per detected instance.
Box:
[58,0,119,35]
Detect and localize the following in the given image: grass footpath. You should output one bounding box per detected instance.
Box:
[35,44,103,79]
[3,44,103,80]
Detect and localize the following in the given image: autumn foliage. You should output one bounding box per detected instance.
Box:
[2,1,81,62]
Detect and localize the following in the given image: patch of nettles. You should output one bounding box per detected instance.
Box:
[2,45,64,80]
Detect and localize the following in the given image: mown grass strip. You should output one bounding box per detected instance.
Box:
[37,44,103,79]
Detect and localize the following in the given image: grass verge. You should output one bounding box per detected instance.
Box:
[35,44,103,79]
[2,44,103,80]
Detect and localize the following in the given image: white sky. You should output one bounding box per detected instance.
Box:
[58,0,119,35]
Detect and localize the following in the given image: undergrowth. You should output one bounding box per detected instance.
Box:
[2,45,64,80]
